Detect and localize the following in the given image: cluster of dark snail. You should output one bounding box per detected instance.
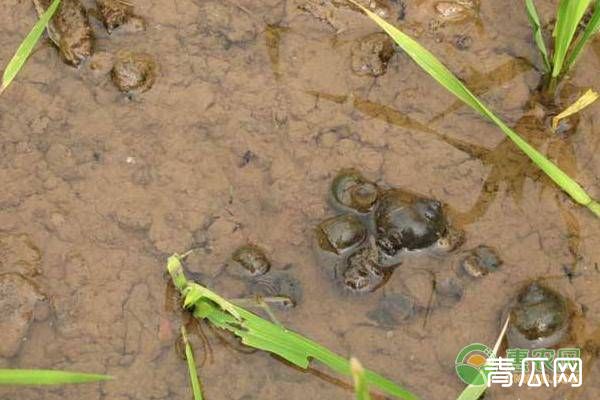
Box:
[315,169,461,293]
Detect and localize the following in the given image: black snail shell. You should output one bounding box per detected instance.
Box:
[507,283,570,349]
[374,190,448,255]
[231,245,271,277]
[330,169,379,213]
[316,213,367,255]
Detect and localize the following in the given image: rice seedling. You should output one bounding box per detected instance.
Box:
[0,0,61,95]
[552,88,599,130]
[350,358,372,400]
[348,0,600,218]
[166,252,419,400]
[181,325,204,400]
[0,369,111,385]
[525,0,600,90]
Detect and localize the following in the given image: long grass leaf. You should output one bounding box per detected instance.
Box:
[181,326,204,400]
[166,253,419,400]
[351,358,372,400]
[348,0,600,217]
[552,0,592,78]
[0,0,61,94]
[0,369,111,385]
[552,88,599,129]
[564,0,600,72]
[525,0,551,72]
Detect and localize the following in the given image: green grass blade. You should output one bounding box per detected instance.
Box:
[181,326,204,400]
[166,253,419,400]
[551,0,592,78]
[0,0,61,94]
[564,0,600,72]
[351,358,372,400]
[349,0,600,217]
[0,369,111,385]
[456,317,510,400]
[525,0,551,72]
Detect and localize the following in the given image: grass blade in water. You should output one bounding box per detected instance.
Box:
[551,0,591,78]
[552,88,599,130]
[564,0,600,72]
[348,0,600,218]
[456,316,510,400]
[351,358,372,400]
[0,0,61,94]
[0,369,111,385]
[166,253,419,400]
[181,326,204,400]
[525,0,551,72]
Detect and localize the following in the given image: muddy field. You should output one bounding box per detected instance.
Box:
[1,0,600,399]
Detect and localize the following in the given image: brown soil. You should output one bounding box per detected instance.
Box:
[1,0,600,399]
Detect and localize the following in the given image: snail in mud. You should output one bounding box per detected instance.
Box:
[96,0,146,34]
[316,213,368,255]
[342,238,388,293]
[350,33,395,77]
[434,0,478,22]
[459,245,502,278]
[330,169,379,213]
[374,190,448,256]
[231,244,271,277]
[111,51,157,93]
[506,282,571,349]
[32,0,94,66]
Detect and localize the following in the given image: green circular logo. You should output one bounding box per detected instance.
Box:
[455,343,493,385]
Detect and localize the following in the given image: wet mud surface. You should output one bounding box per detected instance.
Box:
[1,0,600,399]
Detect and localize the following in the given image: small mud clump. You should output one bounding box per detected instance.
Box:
[506,282,570,349]
[33,0,94,66]
[314,169,460,293]
[351,33,395,77]
[96,0,146,33]
[231,244,271,277]
[459,245,502,278]
[111,51,157,93]
[0,273,46,358]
